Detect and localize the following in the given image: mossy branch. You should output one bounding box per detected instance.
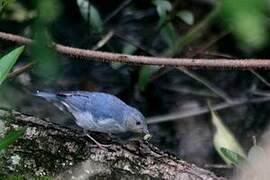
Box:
[0,109,224,179]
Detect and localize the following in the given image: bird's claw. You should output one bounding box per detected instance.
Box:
[90,143,111,150]
[85,133,110,150]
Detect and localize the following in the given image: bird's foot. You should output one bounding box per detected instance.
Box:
[90,143,111,150]
[85,134,111,150]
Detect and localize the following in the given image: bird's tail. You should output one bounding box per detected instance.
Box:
[34,90,66,111]
[34,90,57,102]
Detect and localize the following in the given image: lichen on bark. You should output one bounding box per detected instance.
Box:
[0,109,225,180]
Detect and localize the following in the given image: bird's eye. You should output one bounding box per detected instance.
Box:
[136,121,141,125]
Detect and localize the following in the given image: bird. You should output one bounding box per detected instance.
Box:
[34,91,151,148]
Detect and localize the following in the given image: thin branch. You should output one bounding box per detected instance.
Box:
[146,96,270,124]
[202,52,270,87]
[251,90,270,96]
[114,31,156,56]
[249,69,270,88]
[192,31,230,58]
[204,164,232,169]
[149,31,232,102]
[8,62,35,79]
[178,67,233,102]
[104,0,133,23]
[1,31,270,69]
[115,31,232,102]
[91,30,114,50]
[165,4,220,56]
[163,86,218,98]
[200,52,234,59]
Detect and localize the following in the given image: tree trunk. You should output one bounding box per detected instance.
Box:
[0,109,226,180]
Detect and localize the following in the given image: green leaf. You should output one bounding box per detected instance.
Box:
[177,10,194,25]
[0,127,26,151]
[0,46,24,85]
[160,22,178,48]
[153,0,177,48]
[220,147,247,166]
[208,101,246,165]
[152,0,172,17]
[138,65,158,91]
[77,0,103,33]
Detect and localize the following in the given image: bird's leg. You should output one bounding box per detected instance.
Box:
[83,130,111,149]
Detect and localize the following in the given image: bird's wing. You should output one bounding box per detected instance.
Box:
[95,118,126,134]
[57,92,126,124]
[57,92,88,112]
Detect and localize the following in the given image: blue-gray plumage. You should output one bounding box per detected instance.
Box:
[35,91,150,139]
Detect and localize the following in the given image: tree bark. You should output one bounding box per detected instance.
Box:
[0,109,226,180]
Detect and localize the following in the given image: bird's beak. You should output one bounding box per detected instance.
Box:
[143,128,151,141]
[143,128,149,135]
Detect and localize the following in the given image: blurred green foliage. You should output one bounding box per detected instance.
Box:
[177,10,194,26]
[31,0,61,84]
[138,65,154,91]
[219,0,268,49]
[76,0,103,33]
[153,0,178,49]
[0,0,15,13]
[0,128,25,151]
[37,1,60,23]
[153,0,172,17]
[137,0,176,92]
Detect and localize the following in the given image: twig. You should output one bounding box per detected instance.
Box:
[249,69,270,88]
[150,31,232,101]
[115,31,231,102]
[192,31,230,58]
[146,96,270,124]
[1,31,270,69]
[150,5,224,77]
[204,164,232,169]
[251,90,270,96]
[104,0,133,24]
[201,52,270,88]
[200,52,234,59]
[7,62,35,79]
[114,31,156,56]
[162,86,218,98]
[165,4,221,56]
[92,30,114,50]
[179,67,233,102]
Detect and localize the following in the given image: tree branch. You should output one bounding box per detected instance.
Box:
[0,109,225,179]
[0,31,270,69]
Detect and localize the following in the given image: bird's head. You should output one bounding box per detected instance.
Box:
[124,107,150,139]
